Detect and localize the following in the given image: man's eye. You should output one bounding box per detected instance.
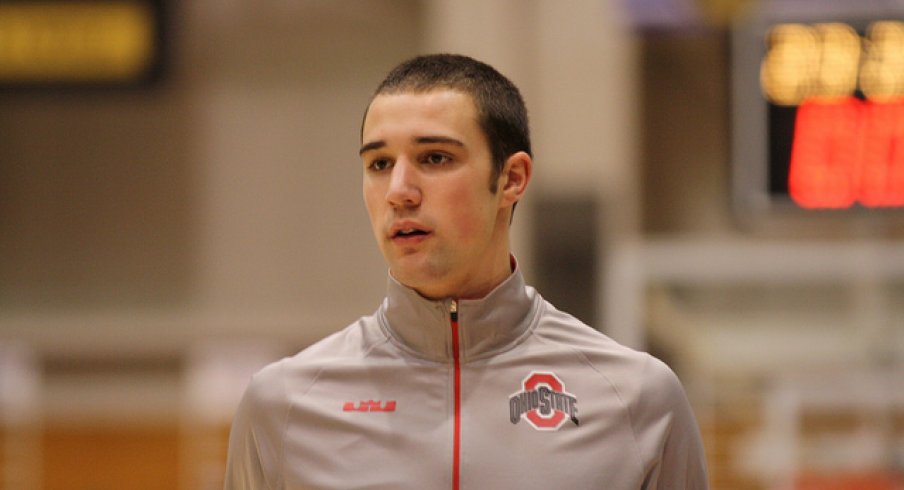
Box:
[423,153,451,165]
[369,159,391,171]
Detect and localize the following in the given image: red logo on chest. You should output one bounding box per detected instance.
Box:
[342,400,396,412]
[509,372,579,430]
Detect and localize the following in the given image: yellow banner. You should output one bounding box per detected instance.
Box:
[0,1,156,83]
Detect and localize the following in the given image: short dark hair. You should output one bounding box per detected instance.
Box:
[366,54,531,191]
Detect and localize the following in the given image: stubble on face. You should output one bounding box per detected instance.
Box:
[361,90,512,300]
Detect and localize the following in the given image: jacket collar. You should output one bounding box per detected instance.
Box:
[379,260,537,363]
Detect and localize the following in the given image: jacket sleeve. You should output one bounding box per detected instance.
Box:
[223,362,288,490]
[635,355,709,490]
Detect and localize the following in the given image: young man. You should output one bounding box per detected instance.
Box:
[224,54,708,489]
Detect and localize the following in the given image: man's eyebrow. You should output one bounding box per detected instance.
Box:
[414,136,465,147]
[359,140,385,156]
[359,136,465,156]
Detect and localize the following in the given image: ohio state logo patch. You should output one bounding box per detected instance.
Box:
[509,371,579,430]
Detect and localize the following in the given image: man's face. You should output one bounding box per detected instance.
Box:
[360,89,512,300]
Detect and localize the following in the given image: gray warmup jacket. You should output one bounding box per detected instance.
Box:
[224,266,708,489]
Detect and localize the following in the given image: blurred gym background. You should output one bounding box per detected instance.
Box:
[1,0,903,488]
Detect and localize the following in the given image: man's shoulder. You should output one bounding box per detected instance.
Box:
[533,298,683,400]
[293,312,386,363]
[245,312,386,399]
[533,299,648,363]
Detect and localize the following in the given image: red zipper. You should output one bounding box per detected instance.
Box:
[450,300,461,490]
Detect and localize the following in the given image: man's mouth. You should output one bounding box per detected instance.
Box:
[389,221,432,245]
[393,228,429,238]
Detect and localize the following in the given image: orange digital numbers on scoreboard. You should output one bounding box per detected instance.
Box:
[860,100,904,207]
[787,98,862,209]
[761,20,904,209]
[788,98,904,208]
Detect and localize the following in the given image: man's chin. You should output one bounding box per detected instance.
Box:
[389,266,428,288]
[389,261,443,291]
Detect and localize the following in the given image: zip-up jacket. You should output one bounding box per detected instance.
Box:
[224,265,709,489]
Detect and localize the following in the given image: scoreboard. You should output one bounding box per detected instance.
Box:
[732,2,904,213]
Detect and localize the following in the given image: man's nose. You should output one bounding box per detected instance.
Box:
[386,159,421,207]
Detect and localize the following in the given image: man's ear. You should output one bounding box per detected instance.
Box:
[499,151,532,208]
